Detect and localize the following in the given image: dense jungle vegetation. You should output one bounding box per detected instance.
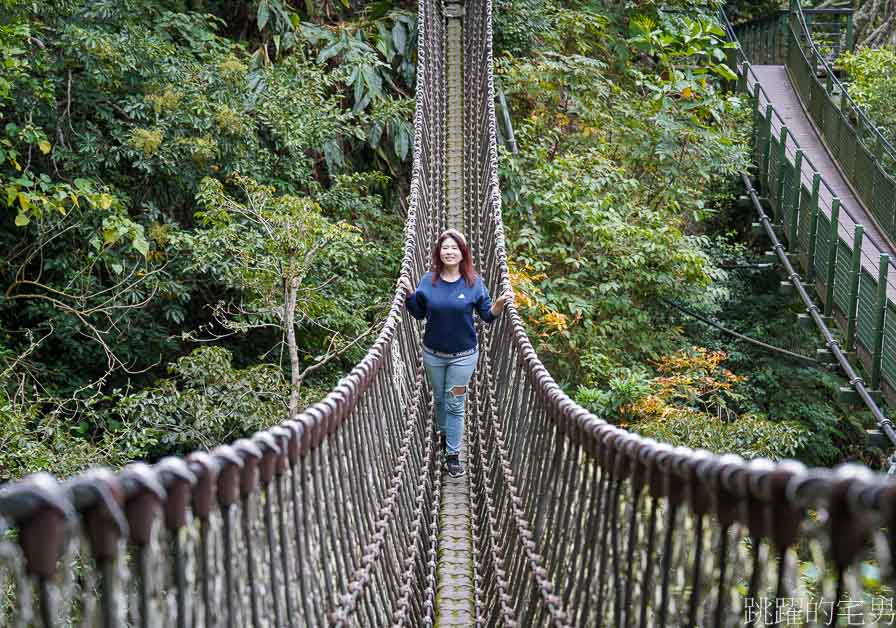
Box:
[0,0,885,481]
[839,46,896,146]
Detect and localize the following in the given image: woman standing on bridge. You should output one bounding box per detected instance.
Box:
[400,229,511,478]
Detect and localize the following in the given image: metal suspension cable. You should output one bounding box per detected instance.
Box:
[662,297,820,365]
[741,172,896,461]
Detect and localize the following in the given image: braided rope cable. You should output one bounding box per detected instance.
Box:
[328,361,431,626]
[481,350,573,626]
[468,368,520,626]
[0,0,441,624]
[463,0,896,624]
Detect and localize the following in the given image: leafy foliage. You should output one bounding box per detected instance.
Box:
[607,348,808,461]
[498,5,748,384]
[635,412,807,460]
[0,0,412,479]
[839,47,896,145]
[103,346,291,462]
[676,238,881,468]
[493,0,552,57]
[723,0,784,24]
[1,402,108,482]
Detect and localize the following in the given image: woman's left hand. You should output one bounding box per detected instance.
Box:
[491,289,514,315]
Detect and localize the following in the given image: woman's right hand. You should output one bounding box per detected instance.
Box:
[398,275,414,295]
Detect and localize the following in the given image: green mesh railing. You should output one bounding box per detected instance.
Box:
[787,0,896,244]
[802,7,854,63]
[725,5,896,408]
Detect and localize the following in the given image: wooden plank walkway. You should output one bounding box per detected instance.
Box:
[435,444,476,627]
[445,10,464,232]
[436,9,476,626]
[750,65,896,297]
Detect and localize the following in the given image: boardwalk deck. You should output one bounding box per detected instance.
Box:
[435,442,476,627]
[749,65,896,298]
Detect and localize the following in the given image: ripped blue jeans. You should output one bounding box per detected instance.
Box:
[421,347,478,456]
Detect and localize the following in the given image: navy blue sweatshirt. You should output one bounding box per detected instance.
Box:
[405,272,497,353]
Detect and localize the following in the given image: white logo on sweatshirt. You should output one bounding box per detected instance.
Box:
[457,293,465,299]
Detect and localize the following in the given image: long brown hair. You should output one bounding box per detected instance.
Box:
[431,229,476,287]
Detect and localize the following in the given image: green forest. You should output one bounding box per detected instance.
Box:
[1,0,893,482]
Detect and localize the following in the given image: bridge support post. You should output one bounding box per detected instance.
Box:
[846,224,864,352]
[747,24,753,60]
[497,88,518,155]
[725,42,737,93]
[872,254,889,389]
[750,82,761,162]
[845,12,855,52]
[789,149,804,246]
[840,91,854,174]
[824,198,840,316]
[762,104,774,189]
[754,24,759,60]
[753,24,759,63]
[806,173,821,281]
[777,13,787,63]
[891,169,896,236]
[775,126,788,219]
[840,83,851,118]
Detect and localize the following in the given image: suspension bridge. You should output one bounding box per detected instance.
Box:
[4,1,896,626]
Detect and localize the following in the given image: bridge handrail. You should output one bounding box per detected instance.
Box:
[729,6,896,415]
[722,9,896,291]
[720,11,896,452]
[460,0,896,624]
[0,0,440,623]
[787,0,896,243]
[497,8,896,520]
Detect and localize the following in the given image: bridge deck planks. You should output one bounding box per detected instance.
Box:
[750,65,896,299]
[435,440,476,627]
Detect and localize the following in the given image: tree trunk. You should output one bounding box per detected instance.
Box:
[854,0,896,48]
[285,275,302,417]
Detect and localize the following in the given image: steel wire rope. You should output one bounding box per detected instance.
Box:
[741,172,896,461]
[661,298,820,365]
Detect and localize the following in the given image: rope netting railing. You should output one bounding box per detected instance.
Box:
[461,1,896,626]
[0,0,449,625]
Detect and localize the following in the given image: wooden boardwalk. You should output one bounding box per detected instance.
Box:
[750,65,896,297]
[435,440,477,627]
